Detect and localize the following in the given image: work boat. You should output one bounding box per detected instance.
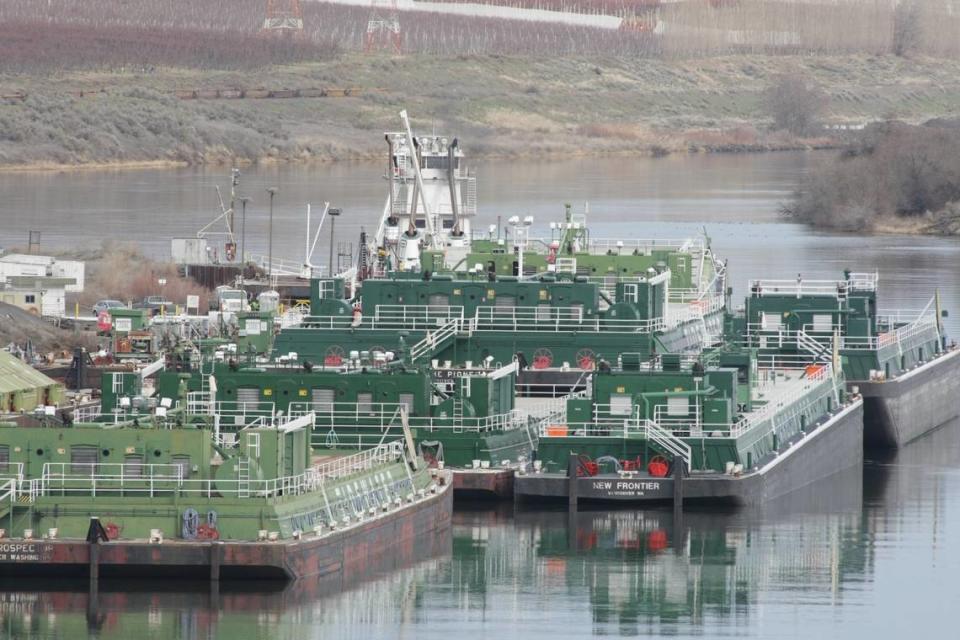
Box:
[735,271,959,448]
[516,346,864,507]
[366,112,726,291]
[0,390,451,580]
[372,111,476,274]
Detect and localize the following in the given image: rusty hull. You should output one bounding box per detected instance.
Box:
[452,468,514,499]
[0,481,453,581]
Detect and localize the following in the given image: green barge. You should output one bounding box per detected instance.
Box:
[733,271,957,447]
[515,346,864,506]
[0,408,451,580]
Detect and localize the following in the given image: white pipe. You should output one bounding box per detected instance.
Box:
[399,110,437,247]
[305,203,311,267]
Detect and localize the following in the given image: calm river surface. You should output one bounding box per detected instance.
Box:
[1,151,959,638]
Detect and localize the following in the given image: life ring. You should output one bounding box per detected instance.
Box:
[197,523,220,540]
[324,345,345,366]
[575,348,596,371]
[647,455,670,478]
[532,348,553,370]
[104,522,121,540]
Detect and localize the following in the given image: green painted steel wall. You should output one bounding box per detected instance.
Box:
[157,366,433,417]
[0,423,213,480]
[356,275,600,317]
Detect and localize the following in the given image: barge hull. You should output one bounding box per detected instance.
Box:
[515,399,864,507]
[857,348,960,449]
[684,400,863,506]
[0,481,452,581]
[452,468,514,499]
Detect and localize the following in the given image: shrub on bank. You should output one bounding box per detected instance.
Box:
[784,121,960,232]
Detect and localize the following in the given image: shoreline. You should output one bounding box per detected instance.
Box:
[0,142,837,175]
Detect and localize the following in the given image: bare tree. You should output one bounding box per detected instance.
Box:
[762,73,827,137]
[893,1,922,57]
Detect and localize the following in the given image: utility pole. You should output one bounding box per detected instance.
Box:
[328,208,342,276]
[239,197,251,264]
[266,187,277,279]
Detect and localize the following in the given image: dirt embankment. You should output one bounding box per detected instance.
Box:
[0,302,95,355]
[3,54,960,170]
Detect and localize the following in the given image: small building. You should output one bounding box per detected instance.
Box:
[0,276,76,317]
[0,253,85,292]
[0,351,64,413]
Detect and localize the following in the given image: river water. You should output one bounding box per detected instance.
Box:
[1,152,959,638]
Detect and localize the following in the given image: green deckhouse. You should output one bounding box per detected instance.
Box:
[534,346,847,474]
[274,265,724,372]
[153,359,536,469]
[0,413,434,541]
[733,271,945,381]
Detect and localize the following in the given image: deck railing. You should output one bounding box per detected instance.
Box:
[288,401,534,434]
[748,272,878,298]
[472,306,665,333]
[184,394,277,427]
[538,417,692,465]
[745,307,940,355]
[303,304,464,331]
[23,442,409,501]
[538,363,840,446]
[0,462,25,483]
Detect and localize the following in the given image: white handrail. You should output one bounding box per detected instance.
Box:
[31,443,409,501]
[409,318,460,363]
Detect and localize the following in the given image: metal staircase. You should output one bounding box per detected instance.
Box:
[795,330,831,362]
[0,479,14,522]
[408,318,459,363]
[644,420,692,468]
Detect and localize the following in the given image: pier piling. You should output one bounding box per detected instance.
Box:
[210,541,222,582]
[567,453,579,511]
[673,458,686,516]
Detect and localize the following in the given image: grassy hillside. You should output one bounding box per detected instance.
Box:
[2,53,960,169]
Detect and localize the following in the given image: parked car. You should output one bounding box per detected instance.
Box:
[134,295,174,315]
[91,299,125,316]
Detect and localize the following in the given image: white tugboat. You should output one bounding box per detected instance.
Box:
[372,111,477,273]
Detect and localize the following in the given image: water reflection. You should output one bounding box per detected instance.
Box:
[0,461,882,640]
